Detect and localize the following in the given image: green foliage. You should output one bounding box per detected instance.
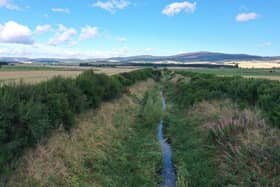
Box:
[176,68,280,77]
[173,71,280,128]
[164,113,217,187]
[85,91,162,186]
[0,68,160,178]
[165,71,280,186]
[140,90,163,126]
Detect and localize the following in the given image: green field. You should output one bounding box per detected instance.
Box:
[174,68,280,77]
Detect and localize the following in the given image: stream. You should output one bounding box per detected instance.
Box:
[158,91,176,187]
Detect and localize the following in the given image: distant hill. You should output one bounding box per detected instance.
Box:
[0,52,278,64]
[107,52,270,63]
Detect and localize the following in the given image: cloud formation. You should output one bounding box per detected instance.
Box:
[93,0,129,12]
[0,0,19,10]
[80,26,98,40]
[162,1,196,16]
[0,21,33,44]
[116,36,127,42]
[51,8,70,14]
[36,24,52,34]
[258,42,272,47]
[48,25,77,46]
[236,12,257,22]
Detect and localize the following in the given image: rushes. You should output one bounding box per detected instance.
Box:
[190,100,280,186]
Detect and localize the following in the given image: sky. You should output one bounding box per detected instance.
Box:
[0,0,279,58]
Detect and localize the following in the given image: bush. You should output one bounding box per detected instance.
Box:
[173,71,280,128]
[0,68,160,177]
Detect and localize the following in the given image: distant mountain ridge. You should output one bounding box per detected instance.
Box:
[107,52,271,62]
[0,52,279,64]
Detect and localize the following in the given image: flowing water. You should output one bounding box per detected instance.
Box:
[158,91,176,187]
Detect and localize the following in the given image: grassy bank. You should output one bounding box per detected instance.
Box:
[5,80,163,186]
[0,68,160,181]
[163,73,280,186]
[164,99,280,186]
[174,71,280,127]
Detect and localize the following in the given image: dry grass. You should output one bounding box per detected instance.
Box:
[224,60,280,69]
[7,79,155,187]
[92,67,139,75]
[188,100,280,185]
[243,75,280,81]
[169,74,185,83]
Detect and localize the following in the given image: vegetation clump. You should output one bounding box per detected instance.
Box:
[0,68,160,178]
[164,71,280,186]
[174,71,280,127]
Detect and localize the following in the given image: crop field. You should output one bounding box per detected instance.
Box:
[0,70,83,85]
[173,67,280,80]
[0,65,138,85]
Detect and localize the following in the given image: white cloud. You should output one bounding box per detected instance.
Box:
[35,24,52,34]
[79,26,98,40]
[0,48,5,54]
[0,42,133,58]
[51,8,70,14]
[236,12,257,22]
[116,36,127,42]
[0,0,19,10]
[258,42,272,47]
[48,25,77,46]
[93,0,129,12]
[0,21,33,44]
[162,1,196,16]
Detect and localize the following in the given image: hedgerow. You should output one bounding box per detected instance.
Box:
[173,71,280,127]
[0,68,160,176]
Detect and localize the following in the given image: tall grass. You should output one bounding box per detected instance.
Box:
[164,96,280,186]
[0,68,160,180]
[163,70,280,186]
[6,79,161,186]
[174,71,280,128]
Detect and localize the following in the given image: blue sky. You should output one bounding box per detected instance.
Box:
[0,0,279,58]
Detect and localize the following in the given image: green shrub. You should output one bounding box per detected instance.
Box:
[0,68,160,178]
[173,71,280,128]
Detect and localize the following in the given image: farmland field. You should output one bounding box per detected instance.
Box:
[0,65,138,85]
[173,67,280,80]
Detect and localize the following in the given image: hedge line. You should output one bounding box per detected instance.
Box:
[0,68,160,175]
[173,71,280,127]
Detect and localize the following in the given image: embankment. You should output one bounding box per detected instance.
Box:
[0,68,161,184]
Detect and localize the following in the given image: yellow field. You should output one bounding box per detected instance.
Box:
[0,70,82,85]
[243,75,280,81]
[225,60,280,69]
[0,67,138,85]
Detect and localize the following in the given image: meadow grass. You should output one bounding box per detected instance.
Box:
[164,97,280,186]
[6,79,163,187]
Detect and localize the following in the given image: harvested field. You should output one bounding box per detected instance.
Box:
[0,70,83,85]
[92,67,139,75]
[243,75,280,81]
[0,66,139,85]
